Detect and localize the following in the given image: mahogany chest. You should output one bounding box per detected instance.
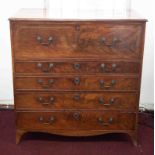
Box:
[9,9,147,145]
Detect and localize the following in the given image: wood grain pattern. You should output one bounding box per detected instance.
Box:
[16,111,136,130]
[15,92,138,110]
[15,76,139,91]
[10,12,146,145]
[15,60,140,74]
[12,22,144,60]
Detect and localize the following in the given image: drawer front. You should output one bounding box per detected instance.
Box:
[15,76,139,91]
[16,111,136,130]
[15,61,140,74]
[13,22,144,60]
[15,92,138,110]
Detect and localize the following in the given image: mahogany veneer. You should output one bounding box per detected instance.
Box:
[9,9,147,145]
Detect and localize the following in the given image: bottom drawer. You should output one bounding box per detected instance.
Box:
[16,111,136,130]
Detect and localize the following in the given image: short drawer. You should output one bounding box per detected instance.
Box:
[13,22,144,60]
[15,61,140,74]
[16,111,136,130]
[15,92,138,110]
[15,76,139,91]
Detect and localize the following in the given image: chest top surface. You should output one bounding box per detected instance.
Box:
[9,8,147,22]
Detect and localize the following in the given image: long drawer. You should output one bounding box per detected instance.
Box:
[13,22,144,60]
[15,92,138,110]
[16,111,136,130]
[15,60,140,75]
[15,76,139,91]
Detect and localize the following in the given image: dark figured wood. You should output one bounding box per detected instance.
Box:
[15,76,139,91]
[15,60,140,74]
[15,92,138,110]
[16,111,136,130]
[11,21,144,60]
[9,9,146,145]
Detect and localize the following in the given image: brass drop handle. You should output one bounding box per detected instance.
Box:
[39,116,55,125]
[73,112,81,120]
[100,63,117,72]
[73,94,81,101]
[99,80,116,89]
[98,117,113,126]
[74,77,80,85]
[37,96,55,105]
[99,97,115,106]
[100,37,119,47]
[37,36,54,46]
[37,79,54,88]
[74,63,81,70]
[37,62,54,72]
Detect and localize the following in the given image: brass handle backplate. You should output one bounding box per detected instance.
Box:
[73,112,81,120]
[74,63,81,70]
[74,77,80,85]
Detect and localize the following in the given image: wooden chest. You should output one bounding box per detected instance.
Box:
[10,9,146,145]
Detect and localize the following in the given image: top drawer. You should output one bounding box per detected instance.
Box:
[11,22,145,60]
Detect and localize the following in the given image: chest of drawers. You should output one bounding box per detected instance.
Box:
[10,9,146,145]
